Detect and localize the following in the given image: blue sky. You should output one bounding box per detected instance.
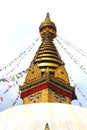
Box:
[0,0,87,111]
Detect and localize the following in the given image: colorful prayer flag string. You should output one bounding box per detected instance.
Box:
[0,78,9,82]
[3,83,15,94]
[57,35,87,58]
[0,67,27,87]
[77,98,83,107]
[69,76,87,102]
[56,38,87,75]
[0,37,40,75]
[0,96,3,102]
[1,68,27,94]
[12,91,20,106]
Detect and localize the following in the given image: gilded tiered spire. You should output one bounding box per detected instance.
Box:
[33,13,64,74]
[19,13,76,104]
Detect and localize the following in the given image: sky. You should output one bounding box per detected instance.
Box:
[0,0,87,111]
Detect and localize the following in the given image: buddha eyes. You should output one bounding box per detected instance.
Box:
[54,94,60,99]
[29,97,34,102]
[36,94,41,99]
[61,97,66,102]
[54,93,66,102]
[29,93,42,102]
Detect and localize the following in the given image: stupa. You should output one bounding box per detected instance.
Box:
[0,13,87,130]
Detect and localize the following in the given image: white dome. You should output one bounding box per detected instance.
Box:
[0,103,87,130]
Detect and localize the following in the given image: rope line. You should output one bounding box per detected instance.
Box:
[0,37,40,74]
[69,76,87,101]
[57,35,87,58]
[56,38,87,74]
[12,92,20,106]
[69,75,85,107]
[77,99,83,107]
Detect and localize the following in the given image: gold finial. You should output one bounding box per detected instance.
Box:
[45,123,50,130]
[39,13,57,37]
[45,12,50,21]
[47,12,50,17]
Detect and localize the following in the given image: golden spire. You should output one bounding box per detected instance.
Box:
[39,12,57,38]
[45,12,50,21]
[33,13,63,74]
[45,123,50,130]
[19,13,77,105]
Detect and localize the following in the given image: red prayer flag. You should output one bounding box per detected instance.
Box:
[8,85,12,88]
[0,97,3,101]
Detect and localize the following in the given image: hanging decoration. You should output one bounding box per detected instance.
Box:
[3,83,16,94]
[58,35,87,58]
[0,68,27,84]
[0,66,27,105]
[12,90,21,106]
[77,99,83,107]
[69,76,87,101]
[0,37,39,106]
[69,76,83,107]
[6,37,40,76]
[0,37,40,76]
[0,78,9,82]
[0,36,86,109]
[0,96,3,102]
[56,38,87,74]
[2,68,27,94]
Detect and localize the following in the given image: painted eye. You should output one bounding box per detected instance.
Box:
[29,97,34,102]
[61,97,66,102]
[36,94,41,99]
[54,94,60,99]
